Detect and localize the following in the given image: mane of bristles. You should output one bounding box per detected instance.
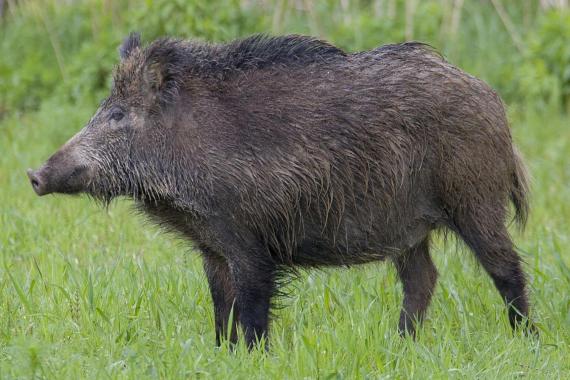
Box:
[113,33,347,90]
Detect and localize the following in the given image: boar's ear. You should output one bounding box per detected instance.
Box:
[141,39,184,106]
[119,32,141,60]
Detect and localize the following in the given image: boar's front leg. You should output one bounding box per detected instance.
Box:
[228,254,276,350]
[202,219,276,349]
[202,252,239,346]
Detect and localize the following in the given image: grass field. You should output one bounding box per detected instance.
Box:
[0,99,569,378]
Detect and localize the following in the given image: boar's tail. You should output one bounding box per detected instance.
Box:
[510,146,530,230]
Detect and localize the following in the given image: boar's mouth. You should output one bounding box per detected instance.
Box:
[27,165,90,196]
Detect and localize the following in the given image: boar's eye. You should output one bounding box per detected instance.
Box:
[110,109,125,122]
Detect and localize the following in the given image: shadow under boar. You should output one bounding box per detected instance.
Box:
[27,33,536,348]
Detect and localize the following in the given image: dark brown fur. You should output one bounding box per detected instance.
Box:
[28,33,534,348]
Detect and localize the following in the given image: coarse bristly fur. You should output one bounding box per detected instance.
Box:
[29,33,535,348]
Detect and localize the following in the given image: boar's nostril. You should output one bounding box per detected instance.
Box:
[27,168,45,196]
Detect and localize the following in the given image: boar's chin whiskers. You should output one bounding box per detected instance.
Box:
[91,155,178,206]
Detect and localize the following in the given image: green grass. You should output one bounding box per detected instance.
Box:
[0,100,569,379]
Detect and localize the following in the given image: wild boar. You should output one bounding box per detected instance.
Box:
[27,33,535,348]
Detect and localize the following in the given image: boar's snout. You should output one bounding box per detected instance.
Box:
[27,168,48,196]
[27,148,92,196]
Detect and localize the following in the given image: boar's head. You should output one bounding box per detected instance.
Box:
[27,33,187,204]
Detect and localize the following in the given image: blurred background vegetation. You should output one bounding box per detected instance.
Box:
[1,0,570,120]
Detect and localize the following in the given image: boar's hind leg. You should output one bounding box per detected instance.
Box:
[203,252,239,346]
[452,211,534,333]
[393,237,438,337]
